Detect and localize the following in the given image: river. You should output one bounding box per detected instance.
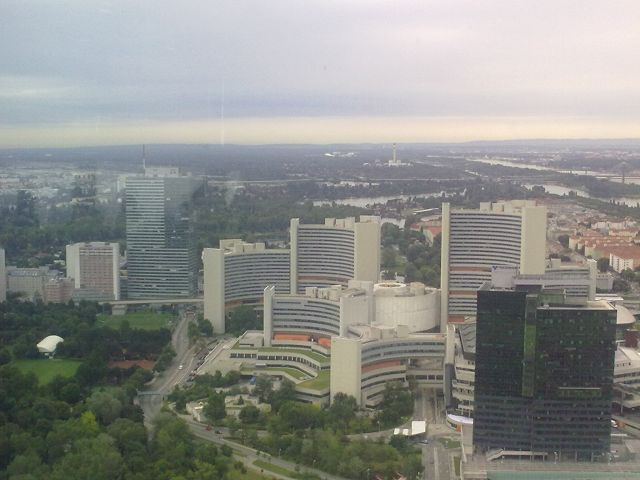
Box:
[522,183,640,208]
[312,190,458,208]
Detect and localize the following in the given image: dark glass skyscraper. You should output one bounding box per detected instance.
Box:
[125,169,200,298]
[473,286,617,460]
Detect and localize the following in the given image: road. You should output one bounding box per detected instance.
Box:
[416,388,453,480]
[137,308,198,430]
[182,415,349,480]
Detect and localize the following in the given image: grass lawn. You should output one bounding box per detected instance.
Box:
[258,348,329,364]
[453,456,461,477]
[97,311,174,331]
[254,459,298,477]
[297,370,330,391]
[13,359,82,385]
[439,438,461,449]
[229,467,270,480]
[242,367,311,381]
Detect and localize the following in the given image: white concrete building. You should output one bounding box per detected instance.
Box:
[263,280,441,348]
[204,216,381,334]
[490,258,598,304]
[264,283,371,348]
[259,281,444,406]
[290,216,381,293]
[440,200,547,326]
[609,246,640,273]
[331,326,446,407]
[203,240,290,334]
[66,242,120,301]
[373,281,440,332]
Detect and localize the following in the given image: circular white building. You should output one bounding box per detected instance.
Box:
[373,281,440,332]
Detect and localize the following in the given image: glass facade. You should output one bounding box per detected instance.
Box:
[126,175,199,298]
[473,288,617,459]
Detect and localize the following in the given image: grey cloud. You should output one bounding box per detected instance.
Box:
[1,0,639,133]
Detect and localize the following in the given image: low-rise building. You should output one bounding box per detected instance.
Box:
[610,246,640,273]
[6,266,58,301]
[44,277,74,304]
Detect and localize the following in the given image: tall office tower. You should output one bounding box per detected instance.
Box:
[473,286,617,460]
[125,168,200,299]
[290,216,381,294]
[440,200,547,326]
[66,242,120,301]
[0,247,6,302]
[202,240,290,334]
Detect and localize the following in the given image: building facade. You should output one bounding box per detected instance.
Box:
[66,242,120,301]
[440,200,547,326]
[490,258,597,304]
[6,266,55,301]
[204,216,381,333]
[44,277,75,304]
[290,216,381,293]
[473,287,617,459]
[125,169,200,299]
[203,240,290,334]
[259,281,443,406]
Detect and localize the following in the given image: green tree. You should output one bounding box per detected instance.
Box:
[46,417,99,462]
[6,451,50,479]
[270,379,296,412]
[253,374,273,402]
[381,247,397,268]
[407,243,426,263]
[327,393,358,430]
[151,413,194,472]
[558,234,570,248]
[239,405,261,424]
[621,269,636,282]
[597,257,610,273]
[86,390,123,425]
[50,434,123,480]
[107,418,147,456]
[204,393,226,422]
[226,305,261,335]
[0,348,11,365]
[404,263,419,282]
[376,383,413,427]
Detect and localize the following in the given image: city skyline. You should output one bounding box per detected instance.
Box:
[2,1,640,147]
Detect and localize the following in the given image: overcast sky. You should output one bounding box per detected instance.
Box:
[1,0,639,147]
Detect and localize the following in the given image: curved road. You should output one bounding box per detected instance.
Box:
[138,309,198,430]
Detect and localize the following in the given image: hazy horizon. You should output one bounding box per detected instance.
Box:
[2,1,640,148]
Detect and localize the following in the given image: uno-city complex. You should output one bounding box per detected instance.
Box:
[200,199,640,475]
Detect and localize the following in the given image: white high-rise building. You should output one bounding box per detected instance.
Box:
[0,247,6,303]
[440,200,547,326]
[290,216,381,293]
[66,242,120,301]
[203,217,381,334]
[203,240,290,334]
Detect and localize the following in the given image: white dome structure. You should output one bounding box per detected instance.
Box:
[37,335,64,355]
